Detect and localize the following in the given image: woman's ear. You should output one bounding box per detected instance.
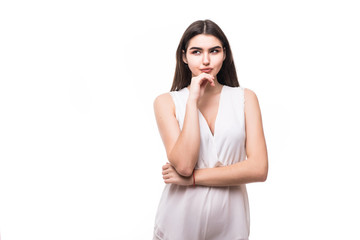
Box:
[182,50,188,64]
[223,47,226,61]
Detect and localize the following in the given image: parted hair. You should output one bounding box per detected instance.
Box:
[170,19,239,91]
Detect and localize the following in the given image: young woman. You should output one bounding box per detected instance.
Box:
[153,19,268,240]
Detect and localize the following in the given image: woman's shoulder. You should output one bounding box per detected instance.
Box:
[227,85,257,95]
[224,85,252,95]
[224,85,251,92]
[155,88,188,104]
[153,92,173,110]
[243,88,258,104]
[241,88,261,115]
[225,85,258,105]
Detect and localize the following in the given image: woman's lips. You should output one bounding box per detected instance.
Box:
[200,68,213,73]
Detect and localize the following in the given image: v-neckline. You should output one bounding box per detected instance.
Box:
[185,85,225,138]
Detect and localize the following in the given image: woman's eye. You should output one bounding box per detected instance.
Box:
[192,50,201,55]
[211,49,219,54]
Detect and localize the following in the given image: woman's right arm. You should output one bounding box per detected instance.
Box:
[154,74,215,177]
[153,93,200,177]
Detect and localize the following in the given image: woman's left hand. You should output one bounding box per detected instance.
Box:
[162,162,193,186]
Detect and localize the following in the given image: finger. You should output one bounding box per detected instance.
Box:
[162,162,172,171]
[200,75,215,87]
[199,72,214,78]
[199,79,209,89]
[163,174,171,180]
[164,175,173,183]
[203,73,215,81]
[198,73,214,83]
[162,169,170,175]
[162,164,170,170]
[195,73,209,81]
[162,167,173,175]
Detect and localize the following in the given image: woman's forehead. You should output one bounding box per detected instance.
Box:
[187,34,223,49]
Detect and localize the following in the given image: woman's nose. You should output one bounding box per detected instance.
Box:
[202,52,210,65]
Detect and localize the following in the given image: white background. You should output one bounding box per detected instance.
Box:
[1,0,360,239]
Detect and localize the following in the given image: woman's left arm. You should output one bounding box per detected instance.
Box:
[162,88,268,187]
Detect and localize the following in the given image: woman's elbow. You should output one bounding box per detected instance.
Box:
[259,169,268,182]
[170,162,193,177]
[167,154,194,177]
[176,167,194,177]
[251,157,268,182]
[258,162,268,182]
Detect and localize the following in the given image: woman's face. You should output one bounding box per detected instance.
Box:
[183,34,226,79]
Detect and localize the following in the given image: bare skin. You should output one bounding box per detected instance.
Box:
[154,34,268,187]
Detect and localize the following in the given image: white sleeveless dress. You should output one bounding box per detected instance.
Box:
[153,85,250,240]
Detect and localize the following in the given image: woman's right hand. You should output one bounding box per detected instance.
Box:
[162,162,193,186]
[188,73,215,103]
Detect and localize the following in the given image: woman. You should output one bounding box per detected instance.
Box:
[153,19,268,240]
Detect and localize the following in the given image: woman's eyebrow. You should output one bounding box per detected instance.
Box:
[189,47,202,50]
[189,46,222,50]
[210,46,222,50]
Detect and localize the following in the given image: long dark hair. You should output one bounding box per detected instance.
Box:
[170,20,239,91]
